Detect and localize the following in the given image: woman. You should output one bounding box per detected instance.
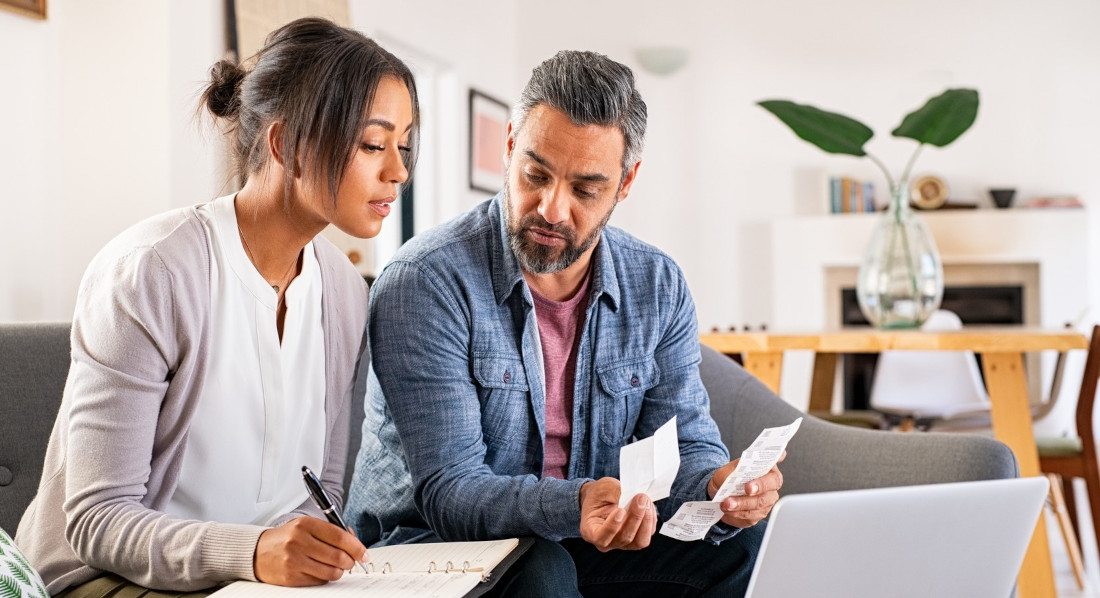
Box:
[15,17,418,596]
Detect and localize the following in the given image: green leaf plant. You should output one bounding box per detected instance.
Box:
[758,88,979,192]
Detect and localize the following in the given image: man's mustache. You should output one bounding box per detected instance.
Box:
[519,215,575,241]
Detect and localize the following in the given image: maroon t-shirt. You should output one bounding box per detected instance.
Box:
[530,273,591,479]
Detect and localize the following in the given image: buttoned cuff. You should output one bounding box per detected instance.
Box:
[536,477,588,541]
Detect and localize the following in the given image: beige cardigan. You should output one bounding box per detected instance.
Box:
[15,206,369,594]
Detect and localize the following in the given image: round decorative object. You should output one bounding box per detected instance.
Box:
[910,175,949,210]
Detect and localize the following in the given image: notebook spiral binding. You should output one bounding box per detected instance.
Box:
[366,560,484,576]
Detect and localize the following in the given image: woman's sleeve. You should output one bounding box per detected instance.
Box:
[62,245,264,591]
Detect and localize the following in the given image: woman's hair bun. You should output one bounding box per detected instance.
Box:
[204,59,246,118]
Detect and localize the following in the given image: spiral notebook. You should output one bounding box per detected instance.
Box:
[210,537,531,598]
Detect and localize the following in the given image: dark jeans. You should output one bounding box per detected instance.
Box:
[484,522,766,598]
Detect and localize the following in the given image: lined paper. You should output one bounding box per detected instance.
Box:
[209,538,519,598]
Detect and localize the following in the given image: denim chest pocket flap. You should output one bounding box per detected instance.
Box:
[472,353,530,444]
[472,354,530,390]
[596,357,660,445]
[597,357,660,396]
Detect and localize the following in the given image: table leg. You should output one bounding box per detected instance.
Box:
[808,353,837,413]
[742,351,783,395]
[982,352,1055,598]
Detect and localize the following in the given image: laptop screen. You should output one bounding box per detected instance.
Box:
[744,477,1048,598]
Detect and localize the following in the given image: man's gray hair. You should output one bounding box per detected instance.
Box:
[512,50,647,183]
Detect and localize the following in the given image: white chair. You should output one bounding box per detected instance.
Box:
[869,310,991,430]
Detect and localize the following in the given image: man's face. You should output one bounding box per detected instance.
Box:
[503,105,639,275]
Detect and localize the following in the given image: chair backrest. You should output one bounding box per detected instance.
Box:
[1073,325,1100,450]
[0,323,71,534]
[869,310,990,418]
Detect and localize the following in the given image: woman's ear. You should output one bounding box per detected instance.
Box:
[267,121,284,166]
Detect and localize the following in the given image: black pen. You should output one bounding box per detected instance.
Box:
[302,465,369,575]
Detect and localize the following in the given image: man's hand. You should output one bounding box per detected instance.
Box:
[579,477,658,552]
[707,452,786,528]
[254,517,369,586]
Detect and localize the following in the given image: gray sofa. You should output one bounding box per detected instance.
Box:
[0,322,1017,535]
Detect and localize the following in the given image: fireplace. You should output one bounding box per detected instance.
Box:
[770,208,1089,437]
[826,262,1042,409]
[839,285,1027,410]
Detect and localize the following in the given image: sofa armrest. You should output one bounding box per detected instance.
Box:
[700,345,1019,496]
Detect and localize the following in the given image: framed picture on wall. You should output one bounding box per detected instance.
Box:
[468,89,509,194]
[0,0,46,19]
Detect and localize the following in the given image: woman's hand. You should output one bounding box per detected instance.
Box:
[254,517,368,586]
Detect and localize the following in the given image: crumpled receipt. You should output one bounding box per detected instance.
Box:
[618,416,680,508]
[660,417,802,541]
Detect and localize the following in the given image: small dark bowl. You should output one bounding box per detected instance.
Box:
[989,188,1016,209]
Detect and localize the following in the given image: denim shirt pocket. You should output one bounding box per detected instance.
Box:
[595,357,660,446]
[472,353,531,444]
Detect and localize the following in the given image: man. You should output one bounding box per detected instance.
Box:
[346,50,783,597]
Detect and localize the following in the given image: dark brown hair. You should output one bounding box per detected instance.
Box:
[201,17,419,207]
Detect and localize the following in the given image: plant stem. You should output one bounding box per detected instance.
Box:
[866,152,896,190]
[900,144,925,185]
[898,221,920,297]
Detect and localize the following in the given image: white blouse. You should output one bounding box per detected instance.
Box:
[165,195,327,526]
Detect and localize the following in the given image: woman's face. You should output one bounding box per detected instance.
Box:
[319,76,414,239]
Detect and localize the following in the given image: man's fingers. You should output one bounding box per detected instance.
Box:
[631,504,658,549]
[723,490,780,512]
[746,468,784,496]
[610,495,650,549]
[593,508,628,551]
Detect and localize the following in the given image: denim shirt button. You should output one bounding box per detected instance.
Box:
[630,375,640,387]
[503,371,512,383]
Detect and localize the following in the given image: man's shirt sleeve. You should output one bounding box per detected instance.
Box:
[368,259,588,542]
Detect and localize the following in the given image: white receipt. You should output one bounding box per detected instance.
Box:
[658,500,726,541]
[618,416,680,508]
[660,417,801,541]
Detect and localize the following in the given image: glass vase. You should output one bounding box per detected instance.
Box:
[855,182,944,329]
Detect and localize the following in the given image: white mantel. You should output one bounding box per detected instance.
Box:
[770,207,1091,435]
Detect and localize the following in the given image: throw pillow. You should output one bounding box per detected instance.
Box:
[0,527,47,598]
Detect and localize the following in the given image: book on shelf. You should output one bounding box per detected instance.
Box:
[828,177,876,214]
[862,181,875,212]
[830,177,842,214]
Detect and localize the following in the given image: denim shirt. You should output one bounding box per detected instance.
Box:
[345,196,734,546]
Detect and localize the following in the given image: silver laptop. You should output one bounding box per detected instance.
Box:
[744,477,1049,598]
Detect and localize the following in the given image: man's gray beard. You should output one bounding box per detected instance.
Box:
[502,183,615,275]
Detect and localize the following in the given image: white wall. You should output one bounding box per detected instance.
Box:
[0,0,226,322]
[346,0,520,273]
[351,0,519,221]
[514,0,1100,331]
[2,0,1098,330]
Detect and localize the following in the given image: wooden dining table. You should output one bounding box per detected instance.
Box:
[700,328,1089,598]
